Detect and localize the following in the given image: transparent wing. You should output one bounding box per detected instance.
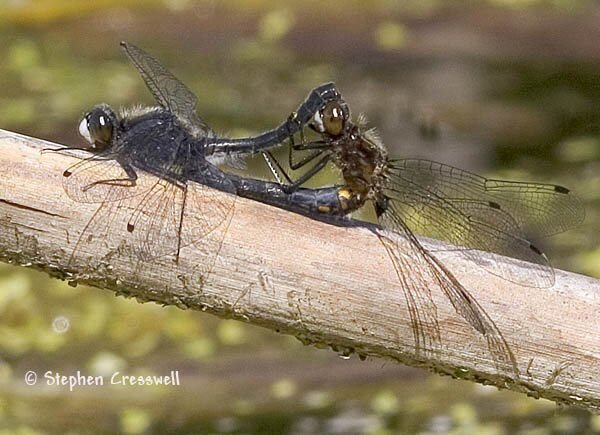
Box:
[120,41,214,138]
[375,219,518,377]
[375,230,441,357]
[392,159,584,237]
[67,201,125,263]
[62,153,159,204]
[126,178,235,260]
[381,159,584,287]
[66,160,235,262]
[190,203,236,289]
[184,180,237,245]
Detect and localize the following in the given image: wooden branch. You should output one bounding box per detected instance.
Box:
[0,128,598,412]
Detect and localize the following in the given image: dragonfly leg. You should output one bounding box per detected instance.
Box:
[263,151,331,193]
[80,164,138,192]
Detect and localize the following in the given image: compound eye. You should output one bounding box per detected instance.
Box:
[79,107,114,151]
[322,101,345,136]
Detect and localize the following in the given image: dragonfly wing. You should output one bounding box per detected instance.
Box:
[62,153,158,204]
[392,159,584,237]
[126,177,235,261]
[375,215,518,377]
[184,180,236,244]
[383,160,557,287]
[483,178,584,236]
[126,177,185,260]
[189,196,236,289]
[68,201,123,262]
[120,41,215,138]
[375,229,441,358]
[67,171,234,263]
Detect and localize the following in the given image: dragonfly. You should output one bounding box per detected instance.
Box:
[50,42,342,264]
[259,88,585,374]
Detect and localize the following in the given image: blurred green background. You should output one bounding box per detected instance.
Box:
[0,0,599,433]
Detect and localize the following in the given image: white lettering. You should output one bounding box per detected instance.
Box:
[110,371,181,386]
[44,371,103,391]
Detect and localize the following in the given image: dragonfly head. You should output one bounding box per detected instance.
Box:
[78,104,118,153]
[310,100,350,137]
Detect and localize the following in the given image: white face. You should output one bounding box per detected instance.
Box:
[311,110,325,133]
[78,117,92,144]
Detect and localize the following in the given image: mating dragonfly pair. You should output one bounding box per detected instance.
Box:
[52,42,584,375]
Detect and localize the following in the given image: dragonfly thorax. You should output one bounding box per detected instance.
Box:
[332,124,388,205]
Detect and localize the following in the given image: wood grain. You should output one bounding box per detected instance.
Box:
[0,128,598,412]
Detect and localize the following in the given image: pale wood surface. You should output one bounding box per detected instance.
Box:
[0,129,598,412]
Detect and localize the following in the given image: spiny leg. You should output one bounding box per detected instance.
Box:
[263,150,332,193]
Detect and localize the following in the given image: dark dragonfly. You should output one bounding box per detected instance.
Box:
[260,89,585,374]
[53,42,342,263]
